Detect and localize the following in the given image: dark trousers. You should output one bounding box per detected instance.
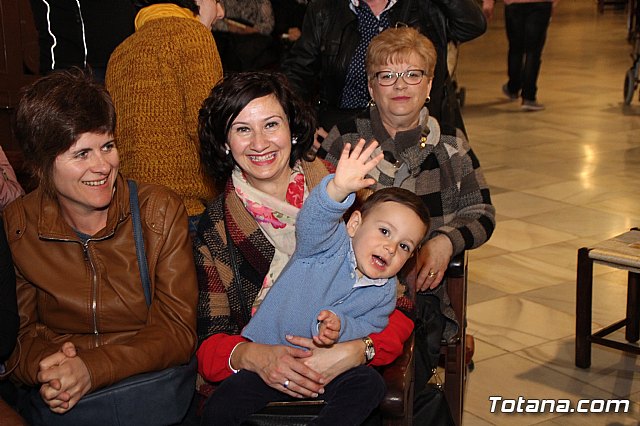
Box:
[504,2,553,101]
[200,365,385,426]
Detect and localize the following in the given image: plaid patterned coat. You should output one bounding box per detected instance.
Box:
[320,107,495,339]
[195,159,331,344]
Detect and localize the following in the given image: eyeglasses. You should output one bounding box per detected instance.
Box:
[374,69,427,86]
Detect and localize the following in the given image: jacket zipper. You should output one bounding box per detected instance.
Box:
[41,234,113,348]
[82,241,100,347]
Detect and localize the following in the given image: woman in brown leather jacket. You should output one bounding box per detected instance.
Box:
[3,68,198,422]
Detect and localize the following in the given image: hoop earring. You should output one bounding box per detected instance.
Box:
[291,136,298,145]
[424,96,431,104]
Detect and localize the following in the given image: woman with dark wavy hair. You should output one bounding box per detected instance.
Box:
[194,71,415,424]
[198,72,316,184]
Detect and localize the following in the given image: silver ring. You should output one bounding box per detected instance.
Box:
[283,379,290,388]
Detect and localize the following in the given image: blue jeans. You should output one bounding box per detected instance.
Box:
[200,365,385,425]
[504,2,553,101]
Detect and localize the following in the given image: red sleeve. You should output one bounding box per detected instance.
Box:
[197,333,248,382]
[368,309,414,367]
[197,310,413,378]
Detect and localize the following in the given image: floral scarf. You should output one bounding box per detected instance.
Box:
[231,163,307,314]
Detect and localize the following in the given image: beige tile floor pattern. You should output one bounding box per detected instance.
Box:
[455,0,640,424]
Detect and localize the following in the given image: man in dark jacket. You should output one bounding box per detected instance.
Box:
[281,0,486,133]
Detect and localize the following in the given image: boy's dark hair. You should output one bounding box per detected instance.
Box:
[359,187,431,248]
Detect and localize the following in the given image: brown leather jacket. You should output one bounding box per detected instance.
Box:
[2,174,197,392]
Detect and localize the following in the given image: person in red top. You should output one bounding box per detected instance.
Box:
[193,72,414,421]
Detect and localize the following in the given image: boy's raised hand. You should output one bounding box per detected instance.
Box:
[327,139,383,202]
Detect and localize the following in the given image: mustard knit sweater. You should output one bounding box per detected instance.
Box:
[106,14,223,216]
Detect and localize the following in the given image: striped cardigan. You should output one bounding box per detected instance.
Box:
[195,160,332,344]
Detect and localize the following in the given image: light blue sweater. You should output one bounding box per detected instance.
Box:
[242,175,397,346]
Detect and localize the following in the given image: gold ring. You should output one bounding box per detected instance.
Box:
[427,271,437,277]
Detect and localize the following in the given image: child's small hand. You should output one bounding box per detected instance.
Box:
[327,139,384,202]
[314,310,341,346]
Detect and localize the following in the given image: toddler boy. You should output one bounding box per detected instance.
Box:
[243,139,430,347]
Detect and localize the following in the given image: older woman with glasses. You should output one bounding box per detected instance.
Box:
[319,26,495,387]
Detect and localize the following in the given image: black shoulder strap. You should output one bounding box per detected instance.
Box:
[128,179,152,307]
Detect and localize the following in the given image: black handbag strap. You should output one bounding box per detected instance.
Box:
[128,179,152,307]
[222,197,251,326]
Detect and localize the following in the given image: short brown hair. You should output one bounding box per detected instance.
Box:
[365,26,437,79]
[14,68,115,194]
[359,187,431,248]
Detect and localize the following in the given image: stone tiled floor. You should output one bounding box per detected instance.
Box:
[455,0,640,424]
